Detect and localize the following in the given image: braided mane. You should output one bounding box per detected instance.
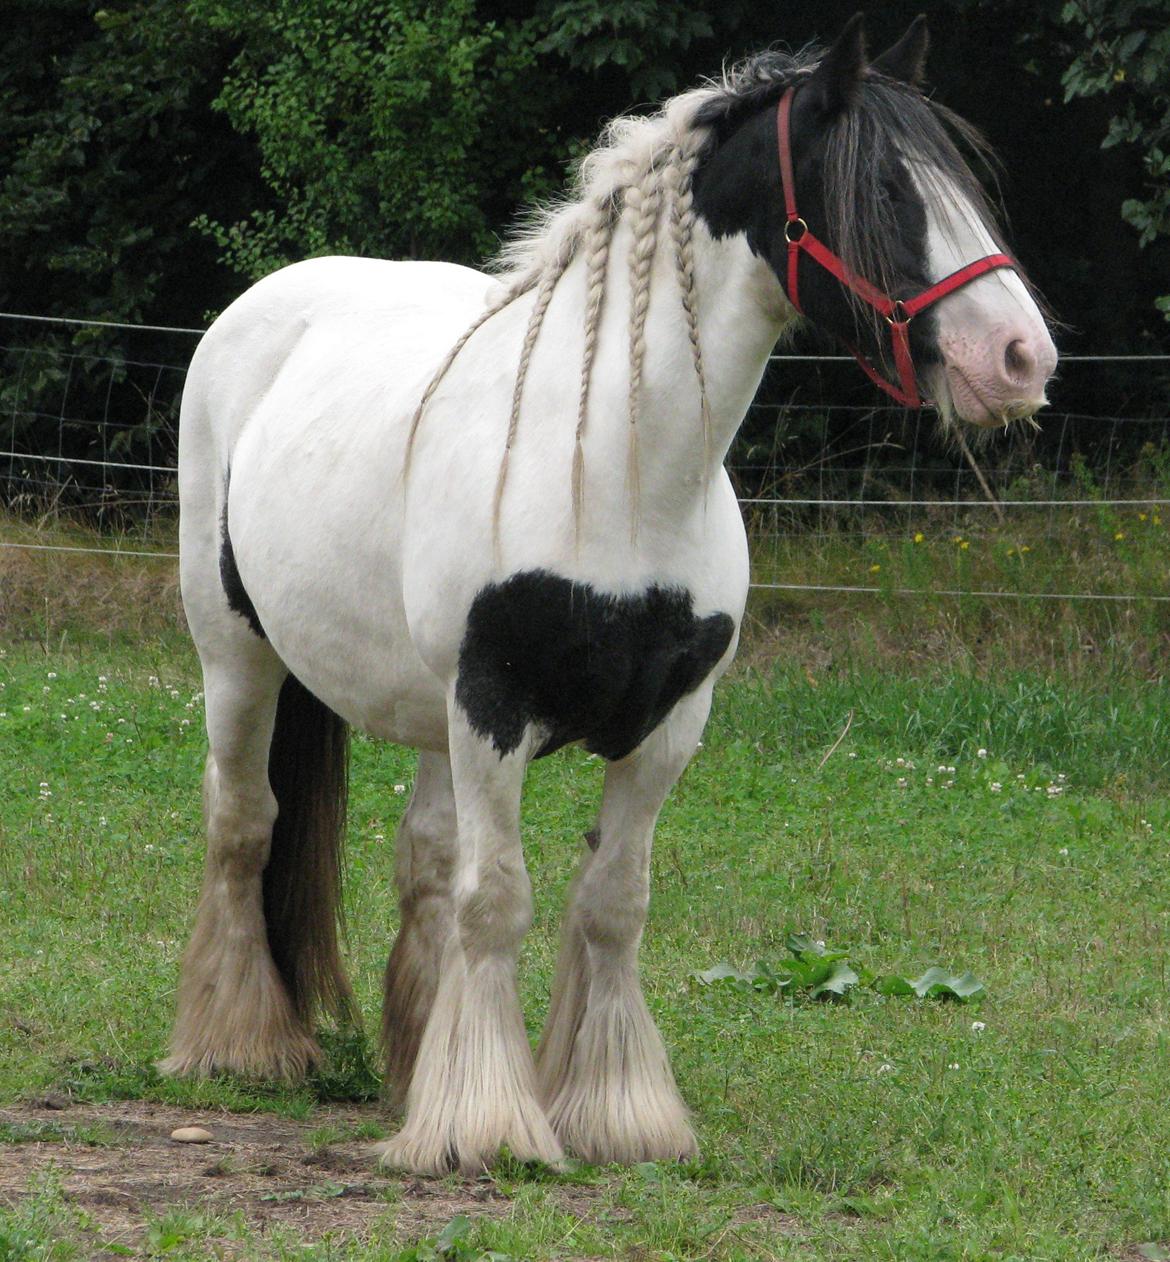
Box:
[403,64,766,540]
[403,49,831,544]
[406,45,1012,546]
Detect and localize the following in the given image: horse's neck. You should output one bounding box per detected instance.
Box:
[605,220,789,512]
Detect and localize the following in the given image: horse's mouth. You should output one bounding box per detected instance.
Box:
[943,362,1047,429]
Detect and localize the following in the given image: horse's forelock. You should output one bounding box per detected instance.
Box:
[823,78,1008,324]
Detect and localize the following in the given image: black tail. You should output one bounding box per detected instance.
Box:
[263,674,356,1026]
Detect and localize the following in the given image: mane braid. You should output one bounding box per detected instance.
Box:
[492,244,574,552]
[402,278,530,481]
[572,197,618,543]
[665,141,712,479]
[624,166,662,542]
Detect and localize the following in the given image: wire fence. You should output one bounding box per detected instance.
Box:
[2,312,1169,603]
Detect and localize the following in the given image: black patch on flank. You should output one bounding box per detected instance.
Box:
[219,471,266,638]
[455,570,735,761]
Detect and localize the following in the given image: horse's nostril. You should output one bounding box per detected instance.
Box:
[1004,338,1034,382]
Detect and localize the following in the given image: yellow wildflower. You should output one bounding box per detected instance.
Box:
[913,531,924,544]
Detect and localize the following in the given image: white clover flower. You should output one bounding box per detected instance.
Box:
[1058,847,1069,856]
[948,1062,960,1070]
[393,783,407,794]
[990,782,1002,793]
[971,1021,985,1032]
[896,777,908,788]
[896,757,906,767]
[977,748,988,758]
[877,1063,894,1074]
[47,672,57,680]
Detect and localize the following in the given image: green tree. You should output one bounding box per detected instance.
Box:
[188,0,552,278]
[0,1,248,325]
[1061,0,1170,315]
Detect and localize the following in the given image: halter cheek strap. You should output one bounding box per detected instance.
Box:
[776,87,1016,408]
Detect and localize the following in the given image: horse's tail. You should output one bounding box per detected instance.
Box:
[264,674,356,1027]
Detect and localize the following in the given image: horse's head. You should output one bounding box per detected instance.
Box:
[693,15,1057,428]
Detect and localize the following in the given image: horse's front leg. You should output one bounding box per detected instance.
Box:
[537,687,712,1164]
[376,698,562,1175]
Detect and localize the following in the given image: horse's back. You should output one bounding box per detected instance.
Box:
[182,257,492,459]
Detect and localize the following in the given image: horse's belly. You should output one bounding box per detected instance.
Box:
[225,401,450,749]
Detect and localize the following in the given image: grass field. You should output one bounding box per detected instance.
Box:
[2,582,1169,1260]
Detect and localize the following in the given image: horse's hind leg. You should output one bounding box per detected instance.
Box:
[160,644,325,1081]
[380,750,457,1110]
[376,699,562,1174]
[536,688,712,1163]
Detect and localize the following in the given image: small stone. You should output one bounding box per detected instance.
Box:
[171,1126,213,1144]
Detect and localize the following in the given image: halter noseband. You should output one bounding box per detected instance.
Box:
[776,86,1016,408]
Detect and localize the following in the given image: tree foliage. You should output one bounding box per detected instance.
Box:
[1061,1,1170,314]
[188,0,552,278]
[0,1,243,325]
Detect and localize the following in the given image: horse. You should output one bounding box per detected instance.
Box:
[165,14,1057,1175]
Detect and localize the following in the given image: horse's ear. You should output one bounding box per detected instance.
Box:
[805,13,868,117]
[872,14,929,85]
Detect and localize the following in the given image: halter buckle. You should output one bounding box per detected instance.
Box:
[886,300,910,326]
[784,217,808,244]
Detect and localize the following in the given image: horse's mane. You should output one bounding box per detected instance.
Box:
[405,47,1007,542]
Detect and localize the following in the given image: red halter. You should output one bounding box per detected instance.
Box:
[776,87,1016,407]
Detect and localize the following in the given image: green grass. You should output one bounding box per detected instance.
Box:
[2,636,1170,1259]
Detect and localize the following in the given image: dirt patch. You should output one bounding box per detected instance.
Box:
[0,1099,558,1253]
[0,1100,810,1257]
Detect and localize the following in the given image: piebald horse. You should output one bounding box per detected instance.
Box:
[167,17,1056,1174]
